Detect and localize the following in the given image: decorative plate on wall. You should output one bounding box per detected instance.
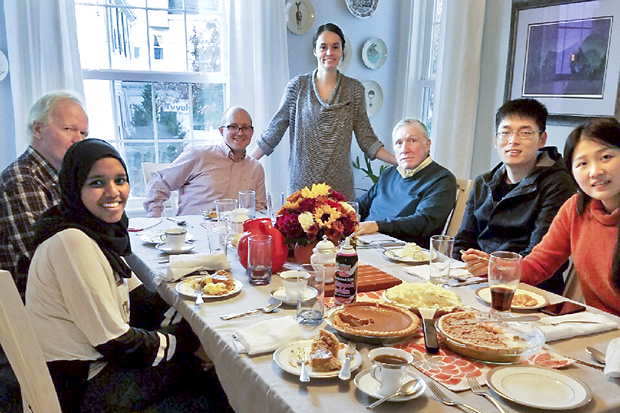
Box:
[286,0,315,35]
[361,37,387,69]
[362,80,383,117]
[345,0,379,19]
[338,36,352,72]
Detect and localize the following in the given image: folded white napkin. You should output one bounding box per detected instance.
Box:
[536,313,618,341]
[404,265,470,281]
[233,316,303,356]
[605,338,620,378]
[158,252,230,284]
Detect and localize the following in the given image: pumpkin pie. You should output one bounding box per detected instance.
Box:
[329,302,420,338]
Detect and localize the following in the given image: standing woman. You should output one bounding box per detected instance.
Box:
[25,139,229,412]
[462,118,620,316]
[251,23,396,200]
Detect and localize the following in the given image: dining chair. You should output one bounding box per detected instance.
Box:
[142,162,178,216]
[0,270,62,413]
[442,178,474,237]
[562,260,584,303]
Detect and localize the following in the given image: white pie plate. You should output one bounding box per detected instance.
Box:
[487,366,592,409]
[354,369,426,401]
[273,339,362,379]
[175,275,243,299]
[476,286,548,310]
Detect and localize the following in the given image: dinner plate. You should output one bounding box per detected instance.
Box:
[354,369,426,401]
[286,0,315,35]
[270,287,318,306]
[273,339,362,379]
[175,276,243,299]
[382,248,430,264]
[362,80,383,117]
[338,36,352,72]
[486,366,592,409]
[362,38,387,69]
[155,241,196,253]
[476,287,548,310]
[141,230,194,244]
[345,0,379,19]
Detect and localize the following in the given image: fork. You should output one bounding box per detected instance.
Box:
[338,341,356,380]
[466,374,508,413]
[428,381,484,413]
[297,348,310,382]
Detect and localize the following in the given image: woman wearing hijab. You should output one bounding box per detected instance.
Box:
[25,139,230,412]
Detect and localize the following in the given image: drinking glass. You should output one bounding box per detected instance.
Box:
[346,201,359,219]
[488,251,522,314]
[267,192,285,223]
[247,234,272,285]
[296,264,325,326]
[429,235,454,284]
[214,199,238,248]
[238,190,256,218]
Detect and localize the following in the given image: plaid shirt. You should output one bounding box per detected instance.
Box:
[0,146,59,297]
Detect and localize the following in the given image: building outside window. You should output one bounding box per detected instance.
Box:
[74,0,226,198]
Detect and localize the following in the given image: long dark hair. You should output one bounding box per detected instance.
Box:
[564,117,620,290]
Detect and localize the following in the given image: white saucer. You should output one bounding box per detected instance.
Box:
[270,287,318,306]
[354,369,426,401]
[155,241,196,254]
[141,230,193,244]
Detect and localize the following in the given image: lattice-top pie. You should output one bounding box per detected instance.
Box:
[328,302,420,338]
[436,310,544,363]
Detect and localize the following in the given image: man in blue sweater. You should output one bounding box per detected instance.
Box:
[356,119,456,248]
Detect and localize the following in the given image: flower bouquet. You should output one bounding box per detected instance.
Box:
[275,183,358,246]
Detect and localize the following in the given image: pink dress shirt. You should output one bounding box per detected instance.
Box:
[143,142,266,217]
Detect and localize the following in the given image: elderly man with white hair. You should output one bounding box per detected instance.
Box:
[0,91,88,296]
[356,119,456,248]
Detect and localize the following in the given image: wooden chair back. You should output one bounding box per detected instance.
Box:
[443,178,474,237]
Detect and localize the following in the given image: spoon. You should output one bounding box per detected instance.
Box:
[220,301,282,320]
[585,346,606,364]
[367,379,420,409]
[167,217,187,226]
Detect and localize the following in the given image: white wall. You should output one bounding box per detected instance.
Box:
[285,0,406,195]
[0,0,16,171]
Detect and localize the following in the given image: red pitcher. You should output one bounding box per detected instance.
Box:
[237,218,287,271]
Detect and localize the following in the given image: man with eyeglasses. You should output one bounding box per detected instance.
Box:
[144,106,266,216]
[455,98,576,295]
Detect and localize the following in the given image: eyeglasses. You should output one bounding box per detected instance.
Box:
[495,130,542,141]
[223,124,254,133]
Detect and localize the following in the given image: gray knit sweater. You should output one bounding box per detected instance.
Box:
[256,70,384,200]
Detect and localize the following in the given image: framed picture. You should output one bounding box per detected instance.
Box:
[506,0,620,124]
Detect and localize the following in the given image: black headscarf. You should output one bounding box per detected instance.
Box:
[33,138,132,280]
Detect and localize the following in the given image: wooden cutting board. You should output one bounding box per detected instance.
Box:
[324,264,402,297]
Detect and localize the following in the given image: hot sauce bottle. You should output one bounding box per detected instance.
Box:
[334,236,358,305]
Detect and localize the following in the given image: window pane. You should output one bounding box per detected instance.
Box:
[154,81,190,141]
[192,83,225,141]
[187,13,221,73]
[75,5,110,69]
[149,12,188,71]
[422,87,435,134]
[428,0,443,79]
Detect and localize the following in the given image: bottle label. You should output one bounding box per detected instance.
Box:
[334,261,357,305]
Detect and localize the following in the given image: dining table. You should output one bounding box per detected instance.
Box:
[127,215,620,413]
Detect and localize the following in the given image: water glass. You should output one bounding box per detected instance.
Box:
[215,199,237,245]
[429,235,454,284]
[247,234,272,285]
[488,251,522,313]
[347,201,359,220]
[267,192,285,222]
[296,264,325,326]
[238,190,256,218]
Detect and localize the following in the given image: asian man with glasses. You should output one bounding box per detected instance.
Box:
[455,98,576,295]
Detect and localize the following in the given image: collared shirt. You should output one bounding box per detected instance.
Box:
[0,146,60,297]
[397,156,433,179]
[144,141,267,217]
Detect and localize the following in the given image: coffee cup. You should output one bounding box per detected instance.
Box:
[368,347,414,397]
[161,227,187,252]
[280,270,309,300]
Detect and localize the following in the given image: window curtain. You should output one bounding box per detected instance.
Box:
[430,0,485,180]
[226,0,290,198]
[4,0,84,154]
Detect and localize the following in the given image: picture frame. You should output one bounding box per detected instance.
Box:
[506,0,620,125]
